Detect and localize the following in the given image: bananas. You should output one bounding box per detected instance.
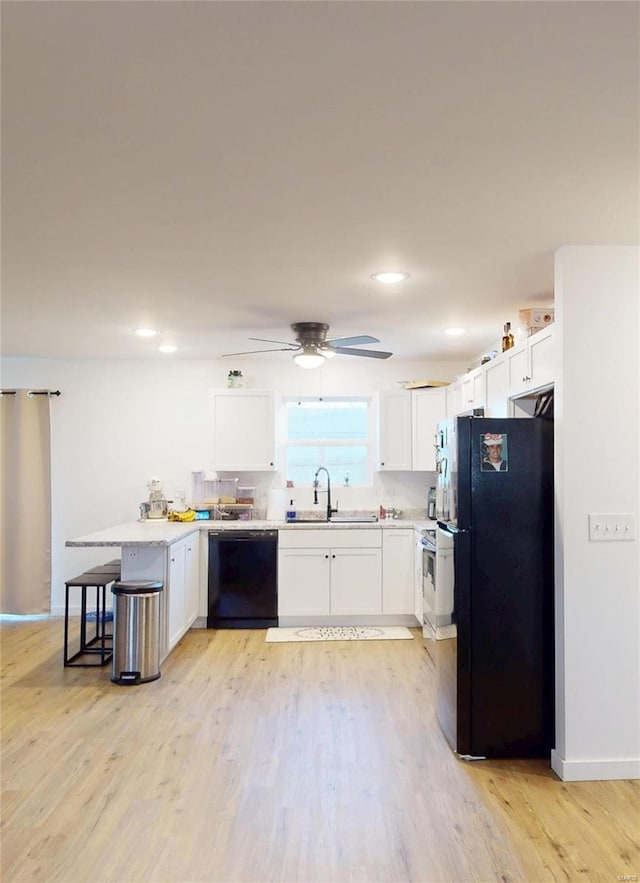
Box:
[168,509,196,522]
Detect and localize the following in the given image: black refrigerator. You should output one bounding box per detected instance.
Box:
[434,416,554,759]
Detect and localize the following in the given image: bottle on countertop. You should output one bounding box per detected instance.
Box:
[286,499,297,522]
[501,322,515,352]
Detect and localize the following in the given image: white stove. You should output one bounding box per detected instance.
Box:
[420,525,454,639]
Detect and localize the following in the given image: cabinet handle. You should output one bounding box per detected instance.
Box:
[270,461,274,466]
[332,554,336,559]
[381,461,385,466]
[325,554,329,559]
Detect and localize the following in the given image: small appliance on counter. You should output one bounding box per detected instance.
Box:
[427,486,436,519]
[140,476,169,520]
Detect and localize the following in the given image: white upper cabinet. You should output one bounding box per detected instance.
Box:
[377,390,413,471]
[484,357,510,417]
[411,388,446,471]
[210,389,276,471]
[445,380,462,417]
[507,326,555,397]
[459,366,485,412]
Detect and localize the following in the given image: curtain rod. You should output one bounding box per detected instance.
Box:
[0,389,61,397]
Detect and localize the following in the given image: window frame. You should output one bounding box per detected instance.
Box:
[278,396,375,487]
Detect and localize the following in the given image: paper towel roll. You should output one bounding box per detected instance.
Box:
[267,488,286,522]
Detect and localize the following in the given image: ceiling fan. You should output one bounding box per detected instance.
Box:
[222,322,393,368]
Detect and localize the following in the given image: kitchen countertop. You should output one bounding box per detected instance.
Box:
[66,518,436,547]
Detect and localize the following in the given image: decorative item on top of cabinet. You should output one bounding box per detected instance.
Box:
[210,389,276,471]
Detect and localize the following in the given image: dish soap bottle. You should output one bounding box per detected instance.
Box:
[501,322,515,352]
[286,499,297,522]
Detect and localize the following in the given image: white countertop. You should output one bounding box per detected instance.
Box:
[66,518,436,547]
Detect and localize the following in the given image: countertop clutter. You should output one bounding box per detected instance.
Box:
[66,517,435,547]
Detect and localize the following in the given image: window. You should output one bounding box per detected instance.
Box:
[282,398,372,486]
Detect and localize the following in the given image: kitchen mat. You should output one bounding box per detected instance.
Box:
[265,626,413,643]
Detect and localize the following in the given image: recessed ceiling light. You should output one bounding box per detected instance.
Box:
[134,328,159,338]
[371,271,410,284]
[158,345,178,354]
[445,327,465,336]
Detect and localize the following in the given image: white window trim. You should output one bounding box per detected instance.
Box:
[278,396,375,487]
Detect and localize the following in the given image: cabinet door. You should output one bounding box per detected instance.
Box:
[330,548,382,615]
[210,390,275,470]
[184,535,200,626]
[377,390,412,471]
[167,540,186,649]
[484,356,509,417]
[445,380,462,418]
[382,530,414,614]
[411,388,446,471]
[506,344,529,396]
[528,327,555,390]
[460,367,484,411]
[278,548,331,615]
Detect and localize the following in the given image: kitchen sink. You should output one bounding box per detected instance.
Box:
[286,519,328,524]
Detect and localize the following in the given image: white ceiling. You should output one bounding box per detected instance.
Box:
[1,1,638,363]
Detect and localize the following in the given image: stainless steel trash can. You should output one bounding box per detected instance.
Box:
[111,581,163,685]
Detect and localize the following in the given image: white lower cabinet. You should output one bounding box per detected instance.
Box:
[168,540,187,649]
[120,530,201,662]
[331,548,382,615]
[278,527,421,625]
[278,548,331,616]
[167,533,200,651]
[278,529,382,620]
[382,529,414,615]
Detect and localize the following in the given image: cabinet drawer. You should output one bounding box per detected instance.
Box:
[278,528,381,549]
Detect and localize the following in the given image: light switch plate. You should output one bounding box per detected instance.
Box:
[588,513,636,542]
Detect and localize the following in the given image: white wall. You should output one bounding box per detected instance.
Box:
[553,246,639,781]
[0,355,464,613]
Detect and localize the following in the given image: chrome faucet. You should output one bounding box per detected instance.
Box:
[313,467,337,521]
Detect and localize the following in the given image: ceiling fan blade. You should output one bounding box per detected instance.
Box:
[326,334,379,347]
[249,336,298,346]
[221,346,299,356]
[331,346,392,359]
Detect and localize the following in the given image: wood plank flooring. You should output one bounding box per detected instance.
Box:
[1,619,638,882]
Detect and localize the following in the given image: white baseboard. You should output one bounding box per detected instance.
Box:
[278,614,419,628]
[551,749,640,781]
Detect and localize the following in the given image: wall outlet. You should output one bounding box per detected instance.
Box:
[125,548,138,562]
[588,513,636,542]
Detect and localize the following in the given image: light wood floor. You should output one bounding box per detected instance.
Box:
[1,620,638,883]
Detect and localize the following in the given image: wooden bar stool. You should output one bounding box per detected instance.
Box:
[63,572,115,667]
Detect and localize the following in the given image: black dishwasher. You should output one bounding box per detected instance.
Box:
[207,530,278,628]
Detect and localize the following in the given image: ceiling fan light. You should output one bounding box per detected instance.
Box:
[320,346,336,359]
[293,345,326,369]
